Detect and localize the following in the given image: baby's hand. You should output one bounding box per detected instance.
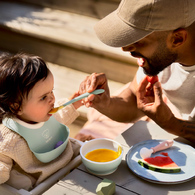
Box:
[69,91,83,109]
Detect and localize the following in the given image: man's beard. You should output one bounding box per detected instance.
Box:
[143,50,178,76]
[132,42,178,76]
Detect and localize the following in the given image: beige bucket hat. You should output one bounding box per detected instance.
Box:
[95,0,195,47]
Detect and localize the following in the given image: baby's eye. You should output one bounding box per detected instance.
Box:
[41,96,47,101]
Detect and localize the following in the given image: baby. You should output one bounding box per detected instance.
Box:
[0,53,82,190]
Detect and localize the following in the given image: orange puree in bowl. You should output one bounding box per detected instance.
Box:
[85,149,118,162]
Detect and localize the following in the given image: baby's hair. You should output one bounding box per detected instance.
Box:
[0,52,49,120]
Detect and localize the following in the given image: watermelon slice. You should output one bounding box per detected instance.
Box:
[138,156,181,173]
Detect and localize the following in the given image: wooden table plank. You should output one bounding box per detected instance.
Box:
[77,155,195,195]
[43,169,137,195]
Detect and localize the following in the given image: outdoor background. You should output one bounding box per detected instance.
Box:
[0,0,138,138]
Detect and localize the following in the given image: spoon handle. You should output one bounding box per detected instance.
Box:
[152,140,173,153]
[62,89,105,107]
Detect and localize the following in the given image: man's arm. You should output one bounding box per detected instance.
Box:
[79,73,144,122]
[167,117,195,143]
[79,72,195,143]
[137,76,195,143]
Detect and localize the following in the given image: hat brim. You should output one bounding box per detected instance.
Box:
[94,10,153,47]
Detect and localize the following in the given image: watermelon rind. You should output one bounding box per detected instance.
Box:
[138,159,181,173]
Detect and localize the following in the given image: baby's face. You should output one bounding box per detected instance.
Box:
[17,72,55,124]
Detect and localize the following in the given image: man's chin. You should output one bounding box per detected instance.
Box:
[143,68,160,76]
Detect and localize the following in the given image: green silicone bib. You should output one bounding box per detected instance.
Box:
[3,116,69,163]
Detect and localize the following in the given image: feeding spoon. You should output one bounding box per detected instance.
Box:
[140,140,174,159]
[49,89,105,114]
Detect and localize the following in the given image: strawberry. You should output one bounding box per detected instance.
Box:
[146,75,159,84]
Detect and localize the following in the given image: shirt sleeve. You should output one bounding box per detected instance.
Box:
[53,98,80,125]
[0,154,13,184]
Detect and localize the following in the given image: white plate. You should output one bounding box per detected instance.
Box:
[126,139,195,184]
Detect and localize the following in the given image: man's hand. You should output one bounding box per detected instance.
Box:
[78,73,110,109]
[137,76,174,129]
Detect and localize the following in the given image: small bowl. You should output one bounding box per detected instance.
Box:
[80,138,123,175]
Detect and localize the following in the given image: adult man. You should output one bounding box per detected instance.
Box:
[78,0,195,143]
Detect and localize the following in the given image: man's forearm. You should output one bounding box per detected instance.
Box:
[178,120,195,143]
[165,116,195,143]
[95,96,144,123]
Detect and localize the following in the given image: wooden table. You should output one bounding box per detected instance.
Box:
[43,121,195,195]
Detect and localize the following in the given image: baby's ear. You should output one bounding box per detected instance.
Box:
[10,103,22,115]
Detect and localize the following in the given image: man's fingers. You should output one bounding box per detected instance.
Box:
[86,94,95,102]
[87,73,99,92]
[137,76,148,99]
[79,73,106,93]
[153,82,163,104]
[87,73,106,92]
[139,76,149,90]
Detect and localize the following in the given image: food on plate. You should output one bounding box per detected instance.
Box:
[160,152,169,156]
[138,155,181,173]
[85,148,119,162]
[146,75,159,84]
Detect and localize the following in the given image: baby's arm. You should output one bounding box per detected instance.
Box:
[54,97,80,125]
[0,154,13,184]
[54,90,85,125]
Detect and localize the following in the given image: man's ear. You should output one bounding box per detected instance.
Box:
[171,28,187,48]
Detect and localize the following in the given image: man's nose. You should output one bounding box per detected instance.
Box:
[122,44,136,52]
